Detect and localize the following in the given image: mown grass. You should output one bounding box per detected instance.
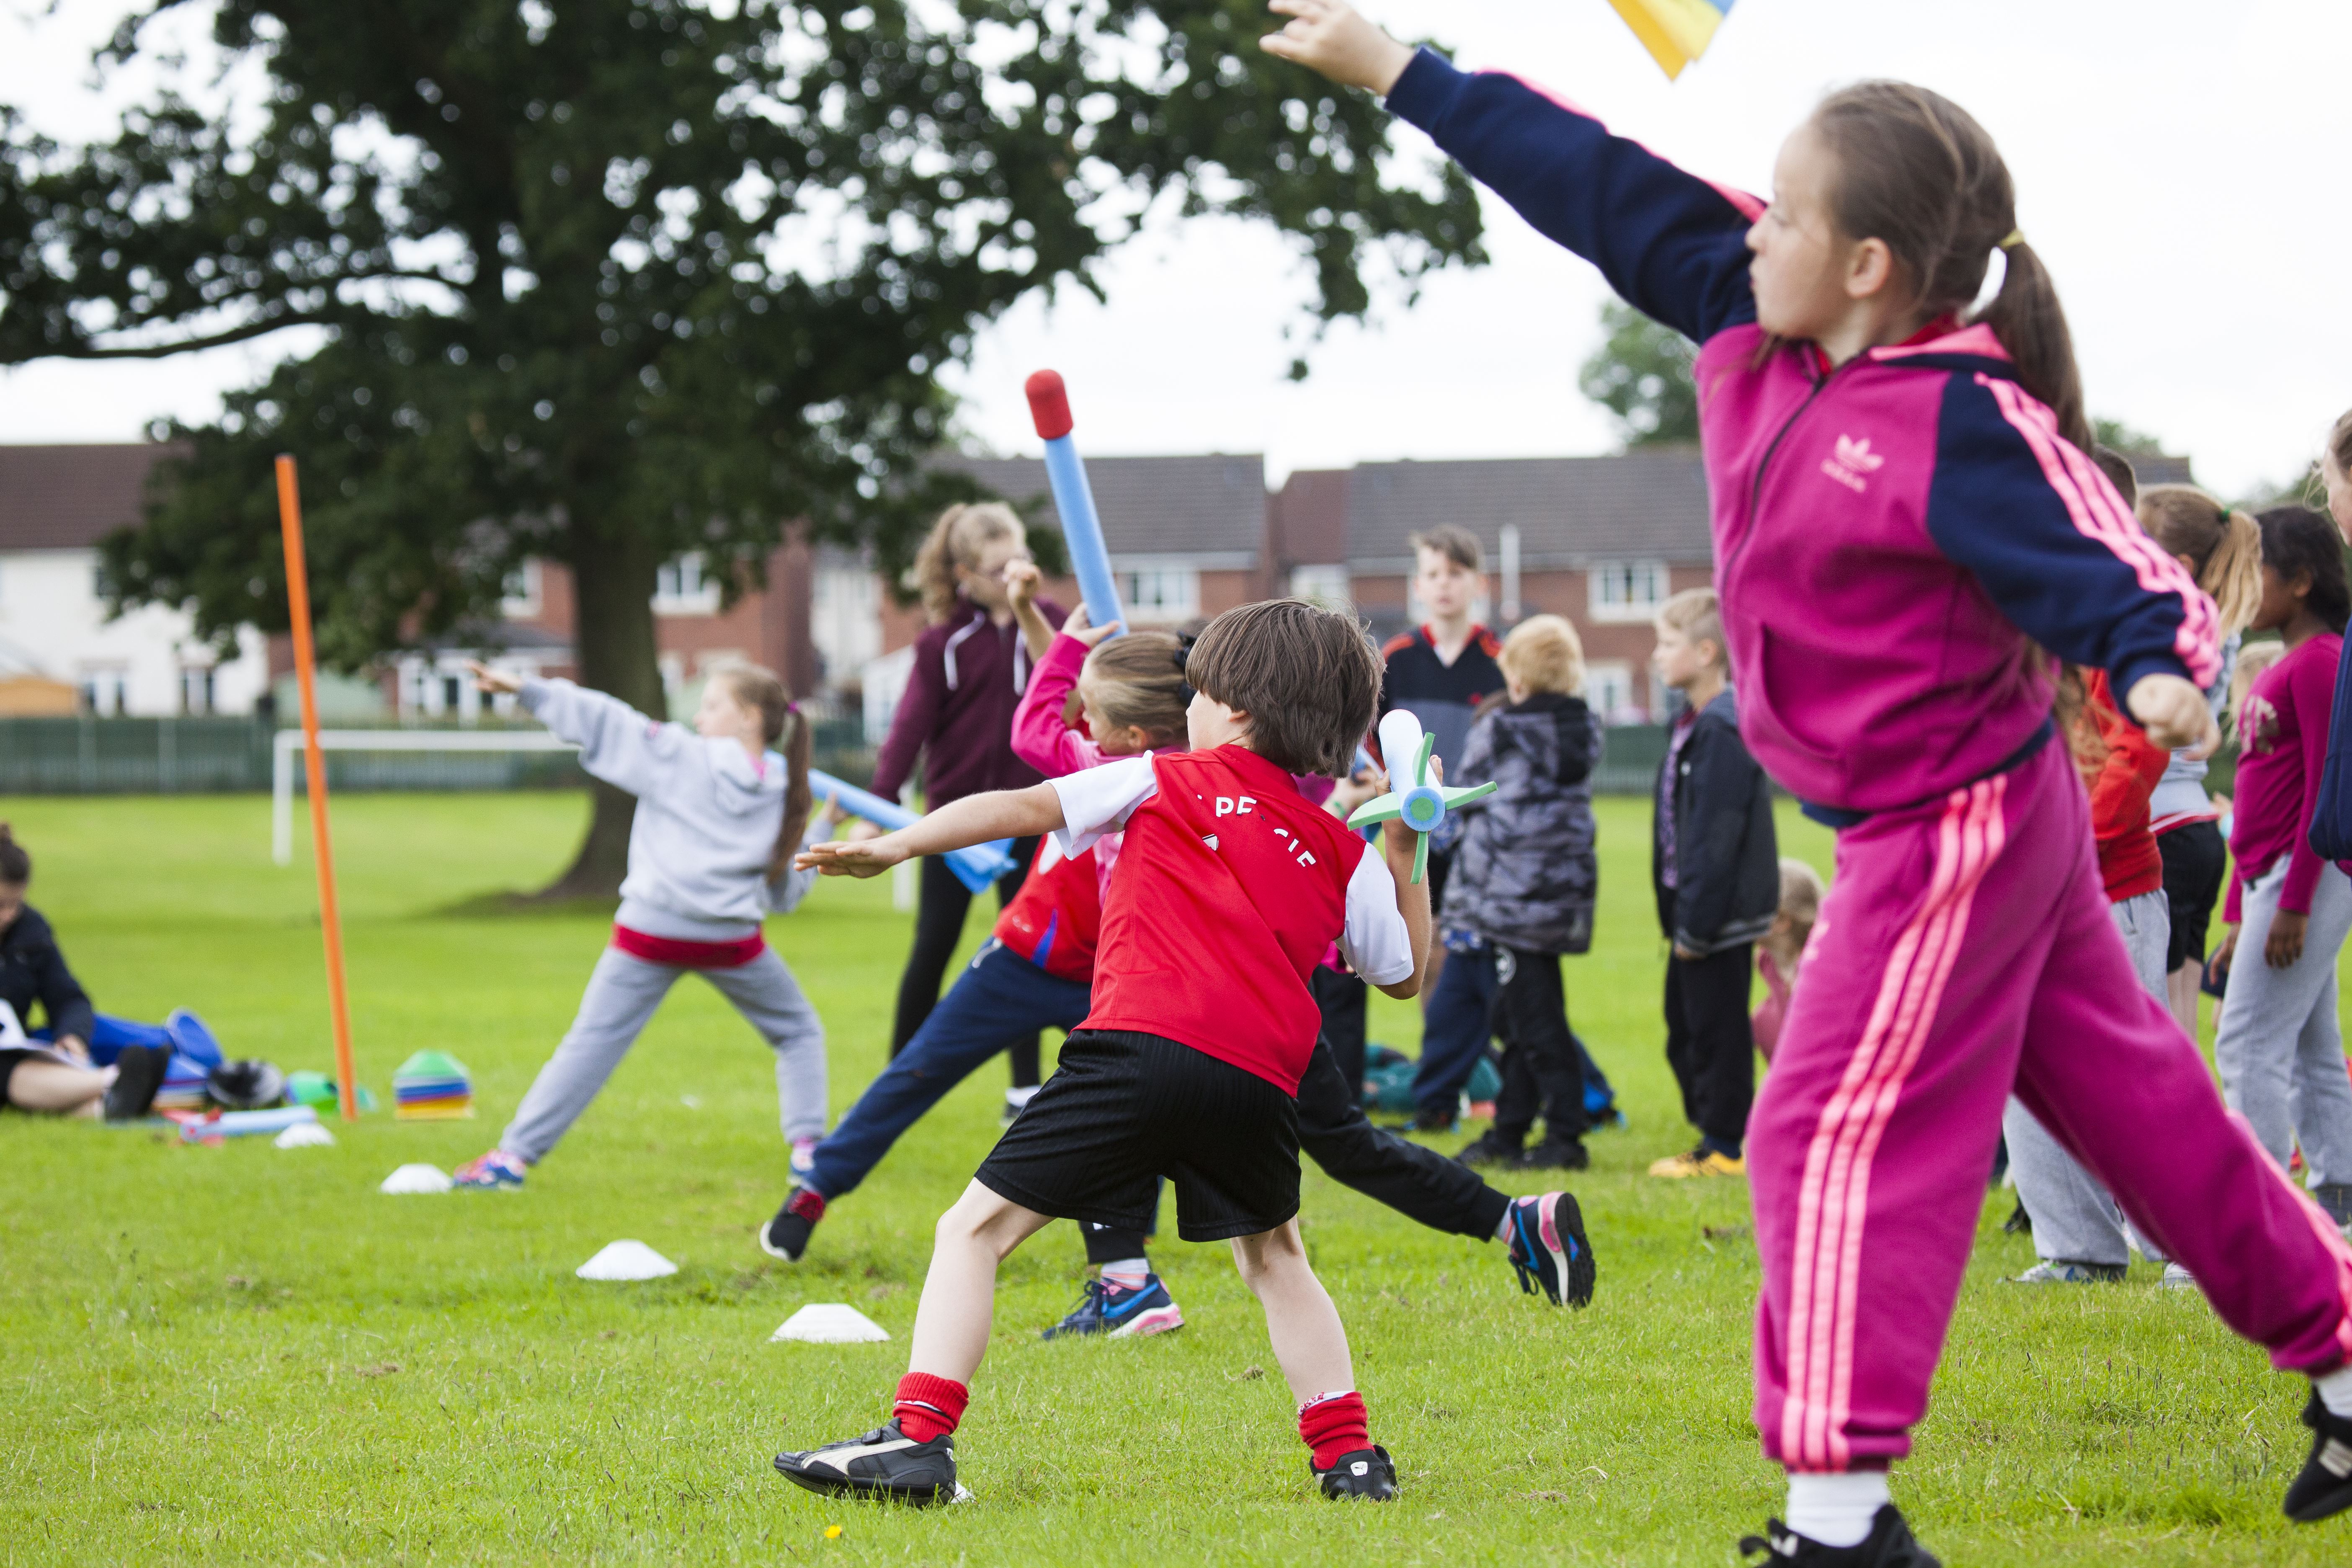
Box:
[0,790,2343,1564]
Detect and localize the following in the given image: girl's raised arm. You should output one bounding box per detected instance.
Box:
[1263,0,1759,344]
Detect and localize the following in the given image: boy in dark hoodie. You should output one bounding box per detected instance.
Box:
[1436,615,1605,1171]
[1648,588,1778,1178]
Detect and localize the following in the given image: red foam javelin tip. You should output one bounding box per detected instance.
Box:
[1024,370,1073,441]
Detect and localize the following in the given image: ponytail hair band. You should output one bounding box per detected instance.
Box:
[1997,229,2024,250]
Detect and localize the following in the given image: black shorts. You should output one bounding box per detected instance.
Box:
[974,1028,1300,1243]
[2157,820,2228,971]
[0,1047,30,1106]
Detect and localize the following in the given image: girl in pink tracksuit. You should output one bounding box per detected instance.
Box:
[1262,4,2352,1559]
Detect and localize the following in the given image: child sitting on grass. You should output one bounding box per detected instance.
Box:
[776,600,1548,1506]
[1647,588,1777,1179]
[1428,614,1604,1173]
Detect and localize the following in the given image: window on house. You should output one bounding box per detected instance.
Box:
[180,667,216,715]
[500,560,542,617]
[1289,565,1351,608]
[652,553,721,615]
[1585,660,1642,724]
[1588,560,1671,623]
[81,669,128,717]
[1114,564,1199,623]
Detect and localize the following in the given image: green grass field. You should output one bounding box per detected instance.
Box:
[1,791,2346,1565]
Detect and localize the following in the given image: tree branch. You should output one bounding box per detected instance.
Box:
[37,311,335,360]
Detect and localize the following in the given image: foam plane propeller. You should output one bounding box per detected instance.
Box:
[1345,709,1498,884]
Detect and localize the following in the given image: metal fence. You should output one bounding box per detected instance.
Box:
[0,715,880,796]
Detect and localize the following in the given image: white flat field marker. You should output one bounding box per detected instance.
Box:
[274,1121,336,1149]
[380,1163,452,1194]
[771,1303,890,1344]
[577,1240,678,1281]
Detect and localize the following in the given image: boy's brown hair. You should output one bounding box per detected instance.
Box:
[1409,525,1483,574]
[1655,586,1726,666]
[1185,598,1380,776]
[1499,614,1585,697]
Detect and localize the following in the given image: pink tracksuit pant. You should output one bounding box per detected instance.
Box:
[1752,742,2352,1472]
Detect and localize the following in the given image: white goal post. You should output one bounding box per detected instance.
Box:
[270,729,578,865]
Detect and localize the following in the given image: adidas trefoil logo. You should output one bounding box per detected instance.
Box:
[1820,433,1886,493]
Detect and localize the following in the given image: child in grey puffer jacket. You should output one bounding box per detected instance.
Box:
[1426,616,1604,1171]
[450,663,833,1193]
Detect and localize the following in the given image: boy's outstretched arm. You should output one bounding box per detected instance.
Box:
[795,783,1066,878]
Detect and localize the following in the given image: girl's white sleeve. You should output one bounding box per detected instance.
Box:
[1049,755,1159,856]
[521,678,688,800]
[1336,841,1415,986]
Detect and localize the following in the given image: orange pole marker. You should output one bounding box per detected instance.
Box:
[275,455,359,1121]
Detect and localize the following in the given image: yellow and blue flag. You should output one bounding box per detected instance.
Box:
[1605,0,1733,79]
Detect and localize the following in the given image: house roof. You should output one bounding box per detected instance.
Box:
[0,443,177,552]
[951,454,1265,565]
[1292,452,1718,571]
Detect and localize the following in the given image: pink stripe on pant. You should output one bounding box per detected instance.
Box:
[1752,742,2352,1472]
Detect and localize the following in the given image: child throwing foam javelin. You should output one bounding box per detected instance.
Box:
[1267,4,2352,1559]
[775,600,1436,1506]
[451,662,831,1190]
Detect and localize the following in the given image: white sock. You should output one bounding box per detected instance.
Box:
[1005,1085,1039,1110]
[1098,1258,1150,1291]
[1495,1209,1515,1242]
[1785,1471,1888,1548]
[2316,1364,2352,1419]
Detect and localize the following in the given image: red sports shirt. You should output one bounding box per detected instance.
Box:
[1050,745,1414,1093]
[991,835,1101,983]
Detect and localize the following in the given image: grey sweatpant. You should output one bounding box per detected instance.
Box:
[2213,859,2352,1188]
[2003,887,2169,1267]
[500,945,827,1165]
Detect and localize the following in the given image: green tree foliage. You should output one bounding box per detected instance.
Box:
[1577,300,1696,449]
[2092,417,2168,456]
[0,0,1482,892]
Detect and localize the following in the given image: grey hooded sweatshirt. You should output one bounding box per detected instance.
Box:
[521,678,818,941]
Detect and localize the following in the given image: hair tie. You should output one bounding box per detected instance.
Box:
[1998,229,2024,250]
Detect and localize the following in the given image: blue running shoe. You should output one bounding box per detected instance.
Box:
[1040,1273,1186,1340]
[452,1148,528,1190]
[1505,1191,1595,1309]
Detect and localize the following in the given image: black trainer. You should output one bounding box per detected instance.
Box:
[1740,1506,1941,1566]
[1518,1138,1591,1171]
[1504,1191,1596,1309]
[1454,1130,1522,1168]
[774,1418,969,1504]
[758,1187,825,1262]
[102,1044,169,1122]
[2285,1387,2352,1522]
[1313,1444,1397,1501]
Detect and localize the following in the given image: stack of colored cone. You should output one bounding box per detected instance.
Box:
[393,1049,474,1121]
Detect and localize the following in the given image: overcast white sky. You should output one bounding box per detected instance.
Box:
[1,0,2345,497]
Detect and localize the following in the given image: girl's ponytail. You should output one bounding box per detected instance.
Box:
[771,709,814,885]
[0,823,26,885]
[1972,239,2088,453]
[2140,485,2264,640]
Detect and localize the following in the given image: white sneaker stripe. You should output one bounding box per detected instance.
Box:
[810,1436,917,1475]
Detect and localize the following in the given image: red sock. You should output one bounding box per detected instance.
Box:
[893,1373,970,1443]
[1298,1390,1371,1469]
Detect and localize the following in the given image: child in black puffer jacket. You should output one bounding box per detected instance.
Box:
[1422,615,1604,1171]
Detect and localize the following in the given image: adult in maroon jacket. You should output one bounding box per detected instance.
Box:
[867,503,1065,1100]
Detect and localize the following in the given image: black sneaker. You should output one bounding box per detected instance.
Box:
[758,1187,825,1262]
[1741,1506,1941,1565]
[1518,1138,1591,1171]
[774,1418,970,1505]
[102,1044,170,1122]
[1313,1444,1396,1500]
[1454,1130,1522,1168]
[1504,1191,1596,1309]
[2285,1387,2352,1522]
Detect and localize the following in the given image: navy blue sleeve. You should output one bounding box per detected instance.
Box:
[1927,372,2219,707]
[1384,48,1759,343]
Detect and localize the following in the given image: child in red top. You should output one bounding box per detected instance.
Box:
[778,599,1431,1506]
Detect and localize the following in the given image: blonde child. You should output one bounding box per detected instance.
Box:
[1752,859,1824,1064]
[452,661,830,1189]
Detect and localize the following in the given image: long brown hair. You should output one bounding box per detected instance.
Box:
[910,502,1023,624]
[2138,485,2264,641]
[713,663,813,881]
[1810,83,2088,451]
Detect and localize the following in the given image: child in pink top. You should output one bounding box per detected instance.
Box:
[2210,508,2352,1225]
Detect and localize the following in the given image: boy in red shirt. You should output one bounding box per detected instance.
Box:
[778,600,1434,1505]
